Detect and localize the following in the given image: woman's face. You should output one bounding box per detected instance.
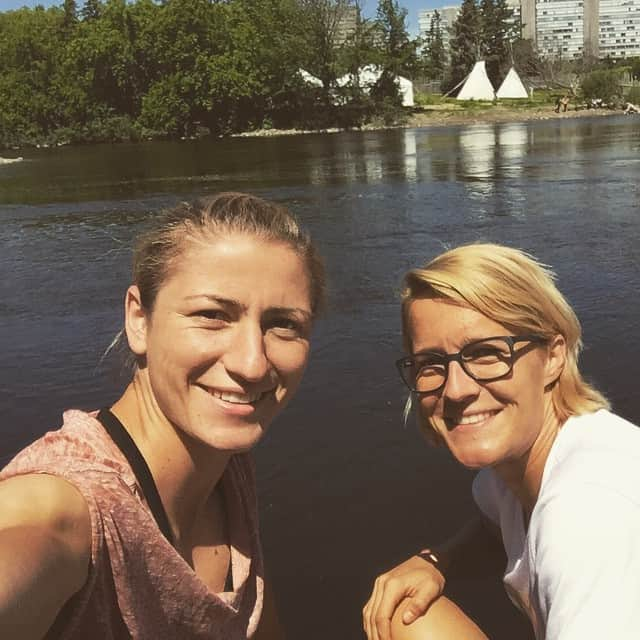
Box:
[127,233,313,453]
[406,297,562,470]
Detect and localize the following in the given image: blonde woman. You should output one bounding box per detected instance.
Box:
[363,244,640,640]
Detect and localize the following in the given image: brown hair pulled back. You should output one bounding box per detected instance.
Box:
[133,192,325,316]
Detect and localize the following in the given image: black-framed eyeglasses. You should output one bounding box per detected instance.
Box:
[396,334,547,394]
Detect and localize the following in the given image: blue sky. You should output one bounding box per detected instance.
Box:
[0,0,445,36]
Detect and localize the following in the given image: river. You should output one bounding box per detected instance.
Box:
[1,114,639,638]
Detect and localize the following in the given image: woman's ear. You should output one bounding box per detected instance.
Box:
[544,334,567,388]
[124,285,148,356]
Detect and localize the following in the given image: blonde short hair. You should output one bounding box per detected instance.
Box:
[401,243,609,423]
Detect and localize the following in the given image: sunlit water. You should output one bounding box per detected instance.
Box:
[1,115,639,638]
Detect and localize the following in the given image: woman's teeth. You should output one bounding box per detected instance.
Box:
[448,411,497,426]
[211,390,262,404]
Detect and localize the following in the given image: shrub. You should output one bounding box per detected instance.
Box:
[626,85,640,104]
[580,69,622,102]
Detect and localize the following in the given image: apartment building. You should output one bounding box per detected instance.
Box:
[333,5,358,46]
[599,0,640,57]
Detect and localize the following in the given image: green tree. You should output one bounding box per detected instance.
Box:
[422,9,446,80]
[80,0,103,21]
[445,0,480,93]
[62,0,78,32]
[0,7,62,144]
[581,69,622,103]
[371,0,416,105]
[479,0,515,87]
[335,1,377,126]
[297,0,358,102]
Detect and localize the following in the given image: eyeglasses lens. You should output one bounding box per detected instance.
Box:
[406,338,513,392]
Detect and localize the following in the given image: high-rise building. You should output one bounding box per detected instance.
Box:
[599,0,640,57]
[334,6,358,46]
[534,0,600,57]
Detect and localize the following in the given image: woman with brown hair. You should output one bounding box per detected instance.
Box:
[0,192,325,639]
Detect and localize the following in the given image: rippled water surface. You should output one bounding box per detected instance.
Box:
[1,115,639,638]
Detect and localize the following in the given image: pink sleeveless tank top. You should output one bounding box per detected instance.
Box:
[1,409,264,639]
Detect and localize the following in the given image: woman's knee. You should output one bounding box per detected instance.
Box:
[390,596,488,640]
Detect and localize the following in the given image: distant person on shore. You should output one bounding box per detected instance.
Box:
[363,244,640,640]
[554,95,570,113]
[0,192,325,639]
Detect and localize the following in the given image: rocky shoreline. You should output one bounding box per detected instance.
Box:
[233,105,624,138]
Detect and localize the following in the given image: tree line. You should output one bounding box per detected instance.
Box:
[0,0,422,148]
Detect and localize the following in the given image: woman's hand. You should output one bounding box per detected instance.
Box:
[362,554,445,640]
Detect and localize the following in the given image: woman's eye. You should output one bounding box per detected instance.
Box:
[195,309,229,322]
[268,318,305,338]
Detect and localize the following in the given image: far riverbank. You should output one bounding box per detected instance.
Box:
[233,104,625,138]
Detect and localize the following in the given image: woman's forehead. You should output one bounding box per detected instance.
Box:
[406,298,510,345]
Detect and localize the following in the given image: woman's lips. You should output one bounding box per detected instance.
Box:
[444,410,500,430]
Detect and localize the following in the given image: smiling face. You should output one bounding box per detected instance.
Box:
[406,297,564,471]
[125,232,312,453]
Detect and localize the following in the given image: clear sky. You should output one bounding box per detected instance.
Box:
[0,0,448,36]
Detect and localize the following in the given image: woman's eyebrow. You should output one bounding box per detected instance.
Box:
[268,306,312,320]
[184,293,243,308]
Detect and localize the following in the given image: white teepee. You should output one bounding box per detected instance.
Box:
[456,61,495,101]
[496,67,528,99]
[298,69,323,88]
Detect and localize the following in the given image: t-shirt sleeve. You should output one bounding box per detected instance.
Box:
[530,483,640,640]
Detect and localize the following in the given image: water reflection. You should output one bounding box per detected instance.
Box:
[1,116,638,206]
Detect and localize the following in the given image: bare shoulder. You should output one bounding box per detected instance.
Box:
[0,475,91,638]
[0,473,91,556]
[391,596,489,640]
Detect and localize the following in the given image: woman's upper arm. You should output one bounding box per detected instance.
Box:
[0,474,91,639]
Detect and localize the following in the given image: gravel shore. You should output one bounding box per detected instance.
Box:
[233,106,624,138]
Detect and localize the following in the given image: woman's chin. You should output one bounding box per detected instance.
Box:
[451,445,501,470]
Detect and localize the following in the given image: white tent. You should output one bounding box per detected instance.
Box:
[496,67,528,99]
[336,65,414,107]
[298,68,323,88]
[456,61,495,101]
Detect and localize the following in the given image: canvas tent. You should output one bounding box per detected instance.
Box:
[456,61,495,101]
[298,69,323,88]
[496,67,528,99]
[336,65,414,107]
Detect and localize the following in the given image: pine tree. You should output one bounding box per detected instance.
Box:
[62,0,78,31]
[480,0,516,87]
[445,0,480,93]
[372,0,417,104]
[81,0,103,21]
[423,10,445,80]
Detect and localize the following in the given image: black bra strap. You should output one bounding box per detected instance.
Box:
[97,408,174,547]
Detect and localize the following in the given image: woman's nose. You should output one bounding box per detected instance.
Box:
[223,323,270,382]
[442,360,481,402]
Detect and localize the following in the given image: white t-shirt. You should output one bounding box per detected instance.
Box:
[473,409,640,640]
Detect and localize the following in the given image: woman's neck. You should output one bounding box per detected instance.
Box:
[110,375,231,545]
[494,402,562,519]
